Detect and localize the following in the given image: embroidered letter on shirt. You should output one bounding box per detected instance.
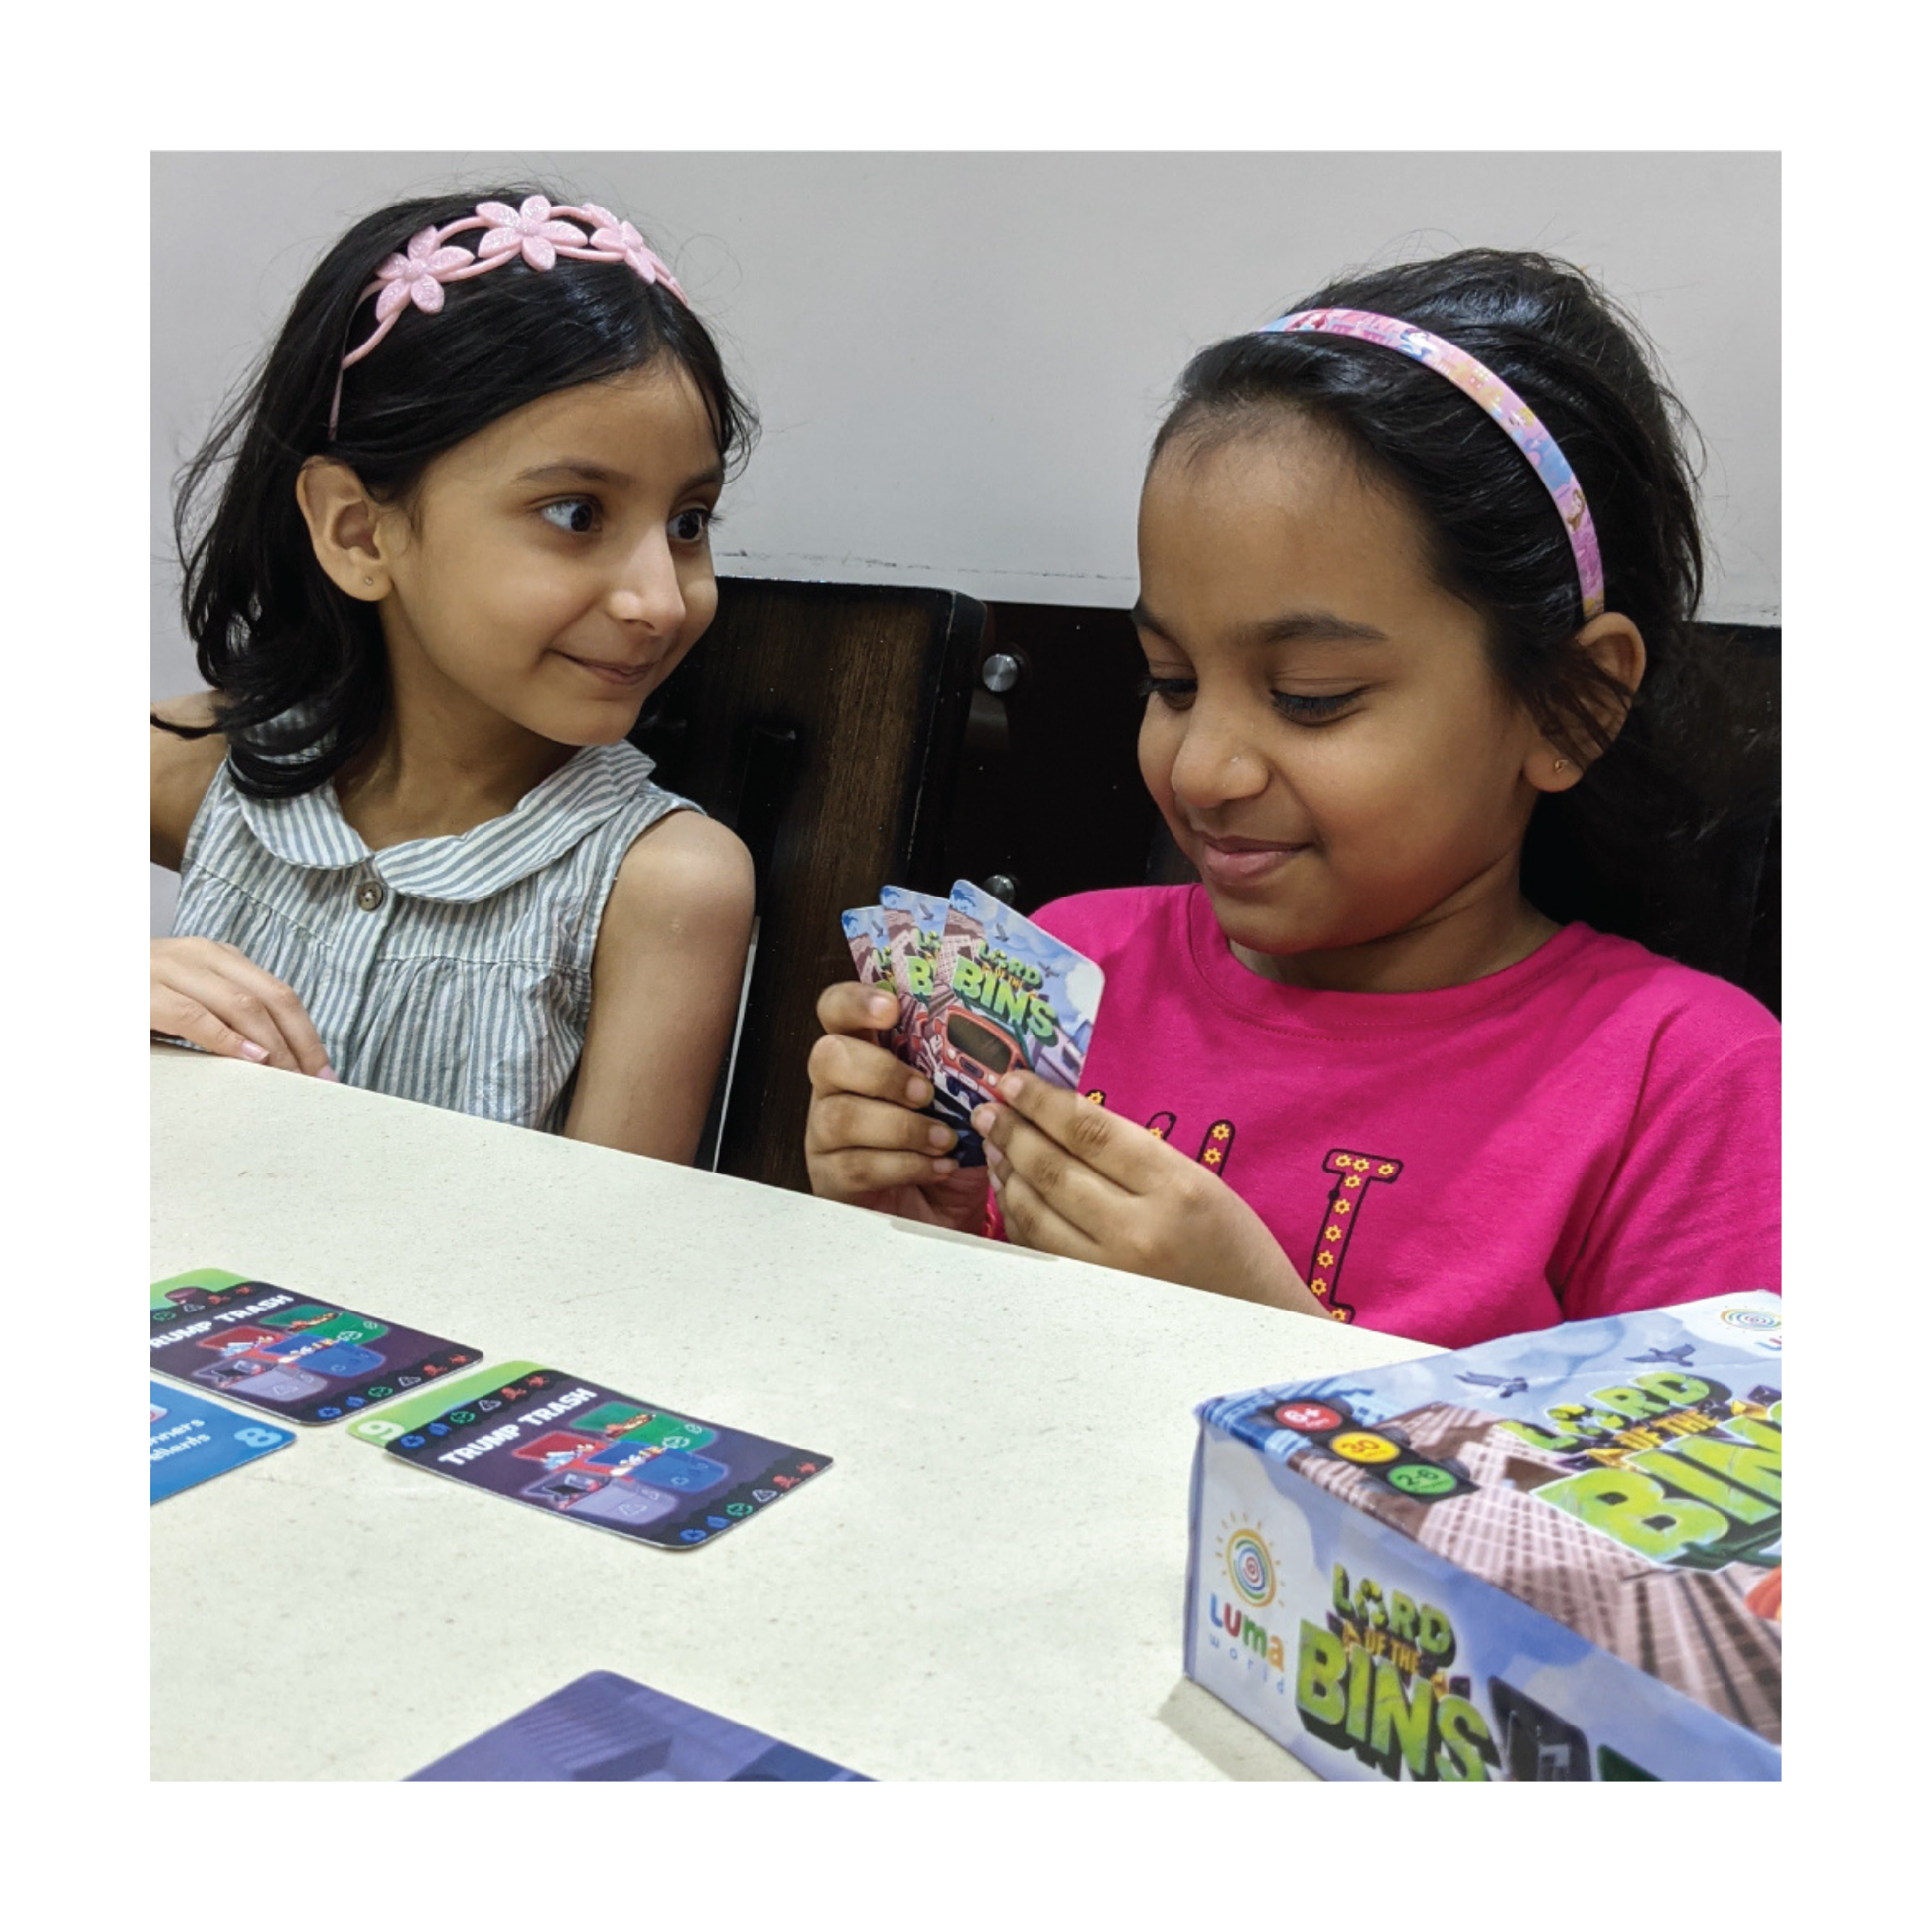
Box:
[1086,1093,1238,1173]
[1306,1150,1403,1323]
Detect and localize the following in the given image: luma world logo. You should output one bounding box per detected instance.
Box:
[1225,1522,1275,1609]
[1209,1513,1286,1669]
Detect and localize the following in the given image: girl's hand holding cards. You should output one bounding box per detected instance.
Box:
[811,880,1107,1231]
[804,982,990,1231]
[974,1071,1328,1318]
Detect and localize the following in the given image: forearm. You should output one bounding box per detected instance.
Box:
[563,982,736,1162]
[562,1075,717,1163]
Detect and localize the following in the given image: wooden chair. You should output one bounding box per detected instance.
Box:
[631,578,985,1191]
[639,586,1777,1196]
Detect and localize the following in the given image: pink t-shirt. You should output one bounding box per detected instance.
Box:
[1008,886,1780,1350]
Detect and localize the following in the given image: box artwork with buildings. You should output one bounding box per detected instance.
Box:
[1184,1292,1783,1781]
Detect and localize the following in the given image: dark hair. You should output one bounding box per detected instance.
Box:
[1151,248,1767,965]
[162,185,758,798]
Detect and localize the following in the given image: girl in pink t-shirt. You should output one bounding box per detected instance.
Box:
[803,249,1778,1348]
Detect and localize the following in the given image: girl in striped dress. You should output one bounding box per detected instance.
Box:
[151,187,758,1158]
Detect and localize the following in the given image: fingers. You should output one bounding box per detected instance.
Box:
[984,1069,1164,1191]
[806,1088,958,1163]
[805,981,958,1203]
[975,1084,1132,1251]
[816,979,900,1040]
[151,973,279,1065]
[151,940,335,1077]
[211,950,333,1075]
[804,1089,960,1202]
[154,962,306,1071]
[808,1142,961,1203]
[985,1142,1108,1265]
[806,1028,935,1109]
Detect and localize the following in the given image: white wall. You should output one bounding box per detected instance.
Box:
[151,150,1778,929]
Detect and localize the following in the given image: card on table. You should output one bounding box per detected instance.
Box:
[150,1380,294,1502]
[348,1359,830,1551]
[407,1669,869,1781]
[149,1267,481,1426]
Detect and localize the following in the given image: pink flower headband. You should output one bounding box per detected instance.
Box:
[1261,307,1606,622]
[329,196,690,436]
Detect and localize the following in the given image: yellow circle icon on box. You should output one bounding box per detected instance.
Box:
[1331,1431,1401,1464]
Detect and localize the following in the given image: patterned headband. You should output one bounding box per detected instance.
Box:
[1261,307,1605,622]
[329,195,689,436]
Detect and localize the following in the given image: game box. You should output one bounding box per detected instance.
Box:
[1183,1292,1782,1781]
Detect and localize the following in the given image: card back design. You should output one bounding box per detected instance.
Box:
[150,1380,294,1502]
[149,1270,480,1426]
[407,1670,869,1780]
[375,1366,831,1551]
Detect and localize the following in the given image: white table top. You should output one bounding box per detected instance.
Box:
[150,1046,1438,1780]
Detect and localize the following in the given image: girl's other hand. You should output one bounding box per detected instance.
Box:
[974,1071,1327,1317]
[150,937,337,1079]
[804,981,989,1232]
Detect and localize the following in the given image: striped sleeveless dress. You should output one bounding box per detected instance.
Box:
[171,740,697,1132]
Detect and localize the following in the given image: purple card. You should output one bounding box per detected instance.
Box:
[149,1272,480,1426]
[382,1363,830,1551]
[408,1670,869,1780]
